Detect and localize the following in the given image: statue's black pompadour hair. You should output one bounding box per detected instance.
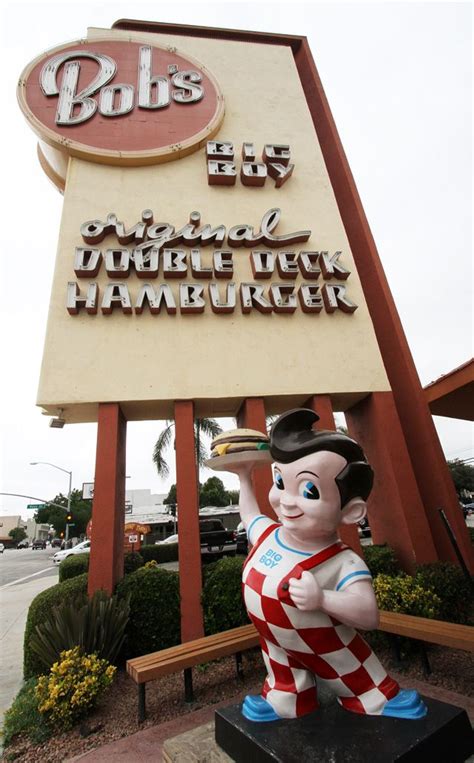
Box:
[269,408,374,507]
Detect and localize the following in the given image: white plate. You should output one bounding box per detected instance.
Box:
[205,450,273,472]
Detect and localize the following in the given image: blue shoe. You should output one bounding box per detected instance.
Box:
[382,689,427,719]
[242,694,281,722]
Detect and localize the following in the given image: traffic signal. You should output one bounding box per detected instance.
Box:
[66,513,72,522]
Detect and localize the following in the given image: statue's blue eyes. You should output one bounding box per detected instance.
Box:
[302,481,320,500]
[275,473,284,490]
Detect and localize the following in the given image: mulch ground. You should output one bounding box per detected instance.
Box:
[3,643,473,762]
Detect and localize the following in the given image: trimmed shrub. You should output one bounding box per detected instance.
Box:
[58,553,90,582]
[414,562,473,625]
[3,678,51,747]
[28,590,130,673]
[141,543,179,564]
[202,556,249,635]
[116,566,180,657]
[24,573,88,679]
[373,574,441,619]
[58,551,145,582]
[364,544,400,578]
[124,551,144,574]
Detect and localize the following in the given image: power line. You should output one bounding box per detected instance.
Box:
[446,446,474,458]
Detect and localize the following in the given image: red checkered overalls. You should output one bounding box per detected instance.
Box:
[242,520,399,719]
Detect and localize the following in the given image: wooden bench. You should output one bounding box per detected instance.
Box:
[126,613,474,722]
[127,624,260,721]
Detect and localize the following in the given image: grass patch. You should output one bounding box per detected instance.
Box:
[2,678,51,748]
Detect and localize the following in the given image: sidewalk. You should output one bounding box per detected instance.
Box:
[69,673,474,762]
[0,573,58,727]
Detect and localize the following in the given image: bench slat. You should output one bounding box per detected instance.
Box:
[128,625,256,672]
[129,631,260,683]
[379,611,473,652]
[127,624,259,683]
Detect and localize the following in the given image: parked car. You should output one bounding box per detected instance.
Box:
[0,542,4,554]
[155,520,237,557]
[17,539,30,549]
[199,519,237,557]
[358,517,371,538]
[52,539,91,565]
[236,522,248,555]
[155,533,179,545]
[32,539,47,550]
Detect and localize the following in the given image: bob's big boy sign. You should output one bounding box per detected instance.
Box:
[17,29,391,423]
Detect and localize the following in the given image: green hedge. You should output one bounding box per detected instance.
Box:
[414,562,473,625]
[115,565,180,657]
[58,553,90,582]
[373,573,441,619]
[24,573,88,679]
[202,556,249,635]
[141,543,179,564]
[363,544,400,578]
[124,551,144,574]
[57,551,148,582]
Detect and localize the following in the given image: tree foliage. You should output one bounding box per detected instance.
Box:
[34,490,92,536]
[164,478,238,509]
[152,417,223,479]
[447,459,474,497]
[9,527,27,543]
[163,484,177,507]
[199,476,230,508]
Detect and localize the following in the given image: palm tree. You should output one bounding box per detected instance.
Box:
[152,417,223,479]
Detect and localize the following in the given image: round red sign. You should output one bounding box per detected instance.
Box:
[18,37,224,165]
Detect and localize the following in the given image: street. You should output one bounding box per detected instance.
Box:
[0,546,58,588]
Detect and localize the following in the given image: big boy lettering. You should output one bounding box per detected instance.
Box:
[258,548,283,569]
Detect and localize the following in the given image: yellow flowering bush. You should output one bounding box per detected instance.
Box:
[373,574,442,619]
[35,647,115,729]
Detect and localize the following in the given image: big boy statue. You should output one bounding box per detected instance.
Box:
[232,409,427,722]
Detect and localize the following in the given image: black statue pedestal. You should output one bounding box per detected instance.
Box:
[215,685,473,763]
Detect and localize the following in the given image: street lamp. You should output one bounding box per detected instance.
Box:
[30,461,73,541]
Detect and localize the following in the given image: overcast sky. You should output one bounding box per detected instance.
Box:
[0,1,472,517]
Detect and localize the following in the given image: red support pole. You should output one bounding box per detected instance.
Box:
[237,397,276,519]
[174,400,204,642]
[346,392,438,572]
[88,403,126,596]
[303,394,336,432]
[304,394,362,554]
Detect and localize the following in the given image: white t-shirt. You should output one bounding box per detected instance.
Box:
[245,513,372,592]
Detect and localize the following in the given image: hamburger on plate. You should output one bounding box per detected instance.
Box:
[209,429,271,460]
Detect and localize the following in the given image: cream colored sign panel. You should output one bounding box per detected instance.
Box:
[37,29,390,422]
